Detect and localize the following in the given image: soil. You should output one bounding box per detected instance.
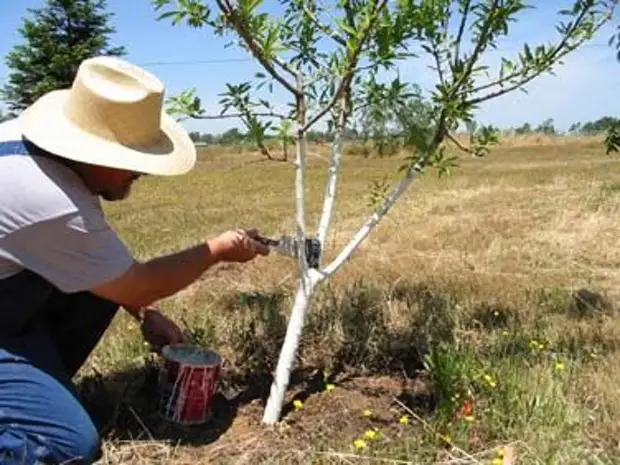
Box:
[92,369,434,464]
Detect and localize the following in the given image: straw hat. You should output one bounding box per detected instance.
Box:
[18,56,196,176]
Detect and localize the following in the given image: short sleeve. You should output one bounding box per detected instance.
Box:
[0,211,135,293]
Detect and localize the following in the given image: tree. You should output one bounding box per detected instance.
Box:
[535,118,557,135]
[152,0,617,425]
[358,83,435,157]
[1,0,125,114]
[514,122,532,134]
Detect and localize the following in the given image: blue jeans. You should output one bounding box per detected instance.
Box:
[0,271,119,464]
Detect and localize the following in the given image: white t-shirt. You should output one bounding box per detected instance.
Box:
[0,118,134,293]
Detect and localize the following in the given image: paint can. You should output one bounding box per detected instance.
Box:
[157,344,222,425]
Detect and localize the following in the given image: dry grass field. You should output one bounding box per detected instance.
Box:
[76,134,620,464]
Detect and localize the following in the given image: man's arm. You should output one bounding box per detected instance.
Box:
[90,241,219,313]
[1,207,269,312]
[90,229,269,312]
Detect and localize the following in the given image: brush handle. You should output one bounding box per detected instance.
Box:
[254,235,280,247]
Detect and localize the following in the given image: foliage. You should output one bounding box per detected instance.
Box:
[0,0,125,113]
[153,0,614,167]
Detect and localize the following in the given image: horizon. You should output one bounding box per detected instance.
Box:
[1,1,619,135]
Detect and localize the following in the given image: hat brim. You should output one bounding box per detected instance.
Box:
[18,90,197,176]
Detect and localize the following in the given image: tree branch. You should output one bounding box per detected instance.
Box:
[302,0,388,132]
[430,38,446,87]
[316,97,347,248]
[452,0,471,72]
[294,70,309,274]
[451,0,500,93]
[302,3,346,46]
[313,0,388,253]
[466,4,598,104]
[216,0,300,96]
[446,131,470,153]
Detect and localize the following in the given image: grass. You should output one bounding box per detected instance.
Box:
[76,134,620,464]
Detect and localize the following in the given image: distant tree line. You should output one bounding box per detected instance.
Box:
[190,115,620,147]
[506,116,620,137]
[188,127,359,145]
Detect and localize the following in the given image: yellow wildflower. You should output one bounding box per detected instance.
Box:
[362,409,372,417]
[353,439,367,449]
[483,374,497,388]
[492,459,503,465]
[399,415,409,425]
[554,361,565,371]
[293,399,303,410]
[325,383,335,392]
[364,429,378,440]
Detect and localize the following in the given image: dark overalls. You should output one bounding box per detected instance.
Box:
[0,140,120,464]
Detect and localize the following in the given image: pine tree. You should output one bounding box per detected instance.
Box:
[0,0,126,114]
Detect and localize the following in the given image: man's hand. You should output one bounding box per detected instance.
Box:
[208,228,270,263]
[140,307,188,352]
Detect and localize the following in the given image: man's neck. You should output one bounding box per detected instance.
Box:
[22,137,97,195]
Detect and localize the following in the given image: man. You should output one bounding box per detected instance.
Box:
[0,56,270,465]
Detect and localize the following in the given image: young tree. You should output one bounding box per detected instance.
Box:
[152,0,617,425]
[1,0,125,114]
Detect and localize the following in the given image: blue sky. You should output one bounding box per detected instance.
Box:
[0,0,619,134]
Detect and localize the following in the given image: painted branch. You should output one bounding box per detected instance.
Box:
[294,72,308,271]
[321,160,425,278]
[316,104,346,247]
[262,272,320,424]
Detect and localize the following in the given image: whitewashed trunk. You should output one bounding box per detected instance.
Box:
[262,271,319,424]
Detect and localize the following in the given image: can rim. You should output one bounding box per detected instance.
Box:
[161,343,222,368]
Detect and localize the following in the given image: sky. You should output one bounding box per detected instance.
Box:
[0,0,619,134]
